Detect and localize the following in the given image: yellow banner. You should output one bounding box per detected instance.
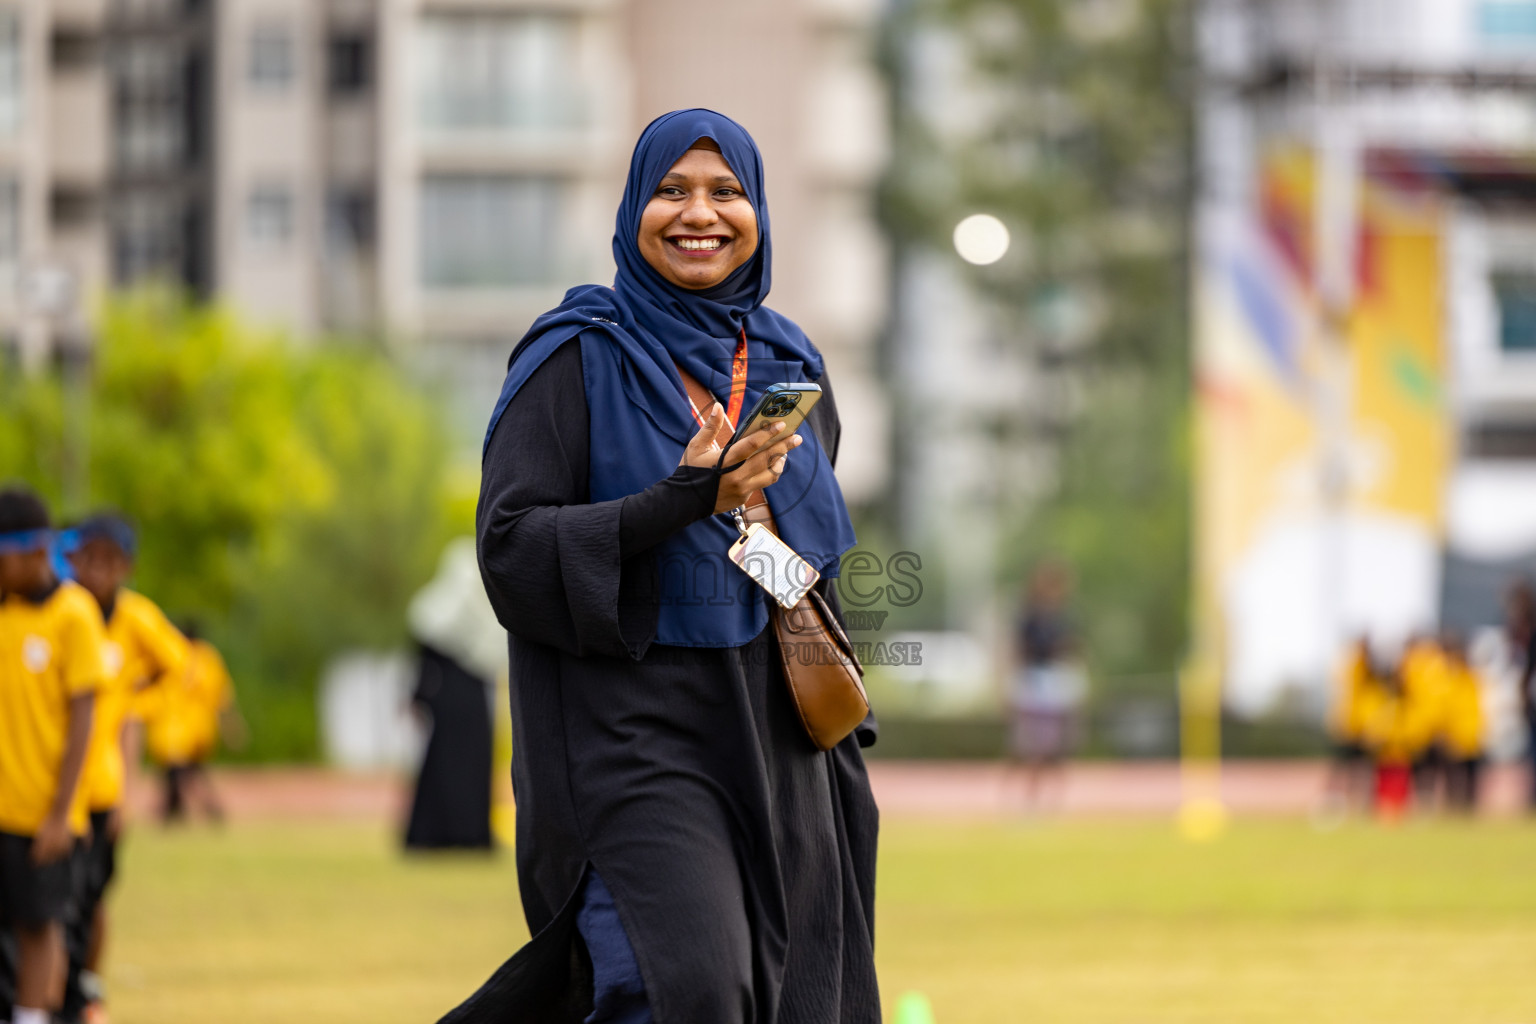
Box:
[1190,144,1448,713]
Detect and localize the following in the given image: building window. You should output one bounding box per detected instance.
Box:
[113,38,183,170]
[417,13,582,135]
[183,51,208,165]
[420,175,562,288]
[0,10,21,140]
[181,202,210,296]
[0,177,19,266]
[51,29,100,72]
[113,189,175,285]
[248,25,294,90]
[117,103,181,170]
[1494,271,1536,352]
[247,186,294,248]
[50,187,98,230]
[326,187,374,253]
[328,32,371,96]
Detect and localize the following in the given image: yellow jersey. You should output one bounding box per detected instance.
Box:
[1362,690,1420,766]
[1400,642,1446,703]
[1399,643,1450,756]
[148,638,231,765]
[0,580,107,836]
[1438,661,1485,760]
[82,588,188,812]
[1332,648,1378,743]
[188,640,233,757]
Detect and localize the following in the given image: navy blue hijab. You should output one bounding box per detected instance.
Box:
[484,109,857,648]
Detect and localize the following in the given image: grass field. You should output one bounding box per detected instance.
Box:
[106,816,1536,1024]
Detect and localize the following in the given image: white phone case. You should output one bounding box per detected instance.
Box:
[728,523,820,609]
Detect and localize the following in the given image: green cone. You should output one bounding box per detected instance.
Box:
[893,991,936,1024]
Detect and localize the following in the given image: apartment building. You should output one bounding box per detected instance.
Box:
[376,0,634,443]
[0,0,888,501]
[0,0,109,366]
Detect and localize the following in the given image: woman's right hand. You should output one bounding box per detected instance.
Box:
[682,403,804,514]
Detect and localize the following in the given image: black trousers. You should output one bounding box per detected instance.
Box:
[0,831,85,1020]
[1446,757,1484,813]
[1527,712,1536,808]
[62,810,116,1019]
[1412,747,1447,805]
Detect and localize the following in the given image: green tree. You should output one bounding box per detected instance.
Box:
[223,348,458,758]
[0,292,460,759]
[880,0,1193,684]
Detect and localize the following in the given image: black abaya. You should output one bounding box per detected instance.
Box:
[441,339,880,1024]
[404,643,495,851]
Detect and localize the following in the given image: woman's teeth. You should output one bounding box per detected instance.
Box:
[674,238,723,251]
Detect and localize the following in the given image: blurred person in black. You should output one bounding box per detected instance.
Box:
[404,648,493,850]
[1008,561,1086,807]
[1506,582,1536,809]
[403,540,502,852]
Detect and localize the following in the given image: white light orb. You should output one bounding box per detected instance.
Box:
[953,213,1010,266]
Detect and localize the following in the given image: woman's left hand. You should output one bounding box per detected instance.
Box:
[680,403,731,467]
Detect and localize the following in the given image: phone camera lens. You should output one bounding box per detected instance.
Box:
[764,394,799,418]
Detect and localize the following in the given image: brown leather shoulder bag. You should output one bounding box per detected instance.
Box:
[775,587,869,751]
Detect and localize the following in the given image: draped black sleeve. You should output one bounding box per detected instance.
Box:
[476,337,719,661]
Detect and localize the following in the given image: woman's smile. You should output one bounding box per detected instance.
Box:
[639,139,759,289]
[668,234,728,255]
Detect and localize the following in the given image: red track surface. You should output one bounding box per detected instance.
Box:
[123,760,1535,822]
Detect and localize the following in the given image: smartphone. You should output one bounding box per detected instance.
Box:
[727,383,822,457]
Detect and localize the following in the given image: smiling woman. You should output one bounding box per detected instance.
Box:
[440,110,877,1024]
[637,139,760,290]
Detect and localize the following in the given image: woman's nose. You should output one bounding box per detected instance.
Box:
[679,193,718,228]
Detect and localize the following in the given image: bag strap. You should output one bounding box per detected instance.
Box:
[806,588,863,676]
[676,367,732,449]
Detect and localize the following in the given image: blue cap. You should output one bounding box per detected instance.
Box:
[73,515,137,559]
[0,528,52,555]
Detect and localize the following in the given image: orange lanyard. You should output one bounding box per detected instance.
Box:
[687,328,750,431]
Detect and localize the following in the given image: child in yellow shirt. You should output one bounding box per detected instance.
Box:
[1435,634,1485,813]
[0,487,105,1024]
[1362,667,1423,822]
[148,623,241,822]
[185,632,238,766]
[63,513,188,1024]
[1326,636,1381,812]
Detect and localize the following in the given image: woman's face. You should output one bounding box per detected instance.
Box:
[638,140,759,290]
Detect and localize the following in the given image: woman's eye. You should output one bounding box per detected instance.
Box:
[715,189,740,199]
[656,186,685,197]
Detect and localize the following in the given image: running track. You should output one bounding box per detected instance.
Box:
[125,760,1535,822]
